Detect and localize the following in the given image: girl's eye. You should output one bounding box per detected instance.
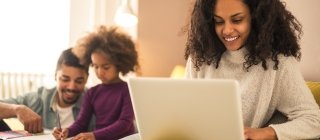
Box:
[91,64,98,69]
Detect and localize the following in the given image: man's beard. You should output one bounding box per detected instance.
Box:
[61,89,81,105]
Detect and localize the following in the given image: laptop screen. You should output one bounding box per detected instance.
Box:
[128,77,244,140]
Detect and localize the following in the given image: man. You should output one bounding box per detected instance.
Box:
[0,48,92,133]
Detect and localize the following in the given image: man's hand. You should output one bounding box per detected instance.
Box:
[244,127,277,140]
[15,105,43,133]
[73,132,96,140]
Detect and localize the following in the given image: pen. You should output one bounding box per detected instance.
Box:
[56,111,61,130]
[56,111,64,140]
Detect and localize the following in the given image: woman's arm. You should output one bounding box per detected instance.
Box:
[270,57,320,139]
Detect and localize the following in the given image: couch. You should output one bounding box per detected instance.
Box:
[307,82,320,106]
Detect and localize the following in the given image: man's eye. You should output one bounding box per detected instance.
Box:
[61,78,69,82]
[75,80,84,84]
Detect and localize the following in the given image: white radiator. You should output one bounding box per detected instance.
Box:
[0,72,45,99]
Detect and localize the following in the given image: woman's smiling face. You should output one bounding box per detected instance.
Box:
[213,0,251,51]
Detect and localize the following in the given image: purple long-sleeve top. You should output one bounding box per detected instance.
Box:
[68,81,135,140]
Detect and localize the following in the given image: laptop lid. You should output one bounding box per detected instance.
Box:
[128,77,244,140]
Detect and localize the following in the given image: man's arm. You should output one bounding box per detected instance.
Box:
[0,102,20,119]
[0,100,43,133]
[0,102,42,133]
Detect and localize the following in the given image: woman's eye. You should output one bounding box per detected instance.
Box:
[214,19,223,25]
[232,19,242,24]
[215,21,223,25]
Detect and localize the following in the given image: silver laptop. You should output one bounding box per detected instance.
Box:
[128,77,244,140]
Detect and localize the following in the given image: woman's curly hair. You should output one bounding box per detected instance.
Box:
[76,25,139,75]
[185,0,302,71]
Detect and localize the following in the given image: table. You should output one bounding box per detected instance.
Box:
[10,129,72,140]
[12,134,73,140]
[11,134,55,140]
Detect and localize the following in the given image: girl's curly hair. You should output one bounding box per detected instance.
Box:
[76,26,139,75]
[185,0,302,71]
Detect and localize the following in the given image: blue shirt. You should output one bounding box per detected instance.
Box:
[1,86,94,130]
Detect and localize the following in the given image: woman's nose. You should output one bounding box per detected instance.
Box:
[222,23,234,35]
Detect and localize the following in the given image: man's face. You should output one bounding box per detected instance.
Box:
[55,64,88,107]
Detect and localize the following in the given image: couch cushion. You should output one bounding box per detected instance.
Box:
[306,82,320,106]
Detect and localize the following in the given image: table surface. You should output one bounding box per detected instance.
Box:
[11,134,55,140]
[10,129,72,140]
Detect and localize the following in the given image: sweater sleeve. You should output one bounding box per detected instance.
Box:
[185,57,200,78]
[93,89,134,140]
[269,57,320,139]
[68,89,93,137]
[185,57,194,78]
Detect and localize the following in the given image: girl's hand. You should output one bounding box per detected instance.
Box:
[72,132,96,140]
[244,127,277,140]
[52,127,69,140]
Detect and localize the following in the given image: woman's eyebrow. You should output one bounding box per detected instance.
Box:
[214,12,243,18]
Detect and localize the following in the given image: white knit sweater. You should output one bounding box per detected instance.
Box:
[185,48,320,139]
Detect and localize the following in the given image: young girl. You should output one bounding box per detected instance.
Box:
[53,26,139,140]
[185,0,320,139]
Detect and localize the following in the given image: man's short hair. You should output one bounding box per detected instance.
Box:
[55,48,89,75]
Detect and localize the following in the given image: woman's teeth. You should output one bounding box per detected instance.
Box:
[225,36,238,42]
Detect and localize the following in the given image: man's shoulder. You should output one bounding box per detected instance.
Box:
[35,86,56,95]
[32,86,57,101]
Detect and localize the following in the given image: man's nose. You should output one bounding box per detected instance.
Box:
[67,81,77,89]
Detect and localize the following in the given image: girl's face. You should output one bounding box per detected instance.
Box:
[213,0,251,51]
[91,51,121,84]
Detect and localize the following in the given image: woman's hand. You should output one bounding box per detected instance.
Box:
[52,127,69,140]
[244,127,277,140]
[72,132,96,140]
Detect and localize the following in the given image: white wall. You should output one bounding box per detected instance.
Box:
[0,1,69,74]
[69,0,137,46]
[137,0,190,76]
[284,0,320,81]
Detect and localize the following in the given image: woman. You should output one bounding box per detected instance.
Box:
[185,0,320,139]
